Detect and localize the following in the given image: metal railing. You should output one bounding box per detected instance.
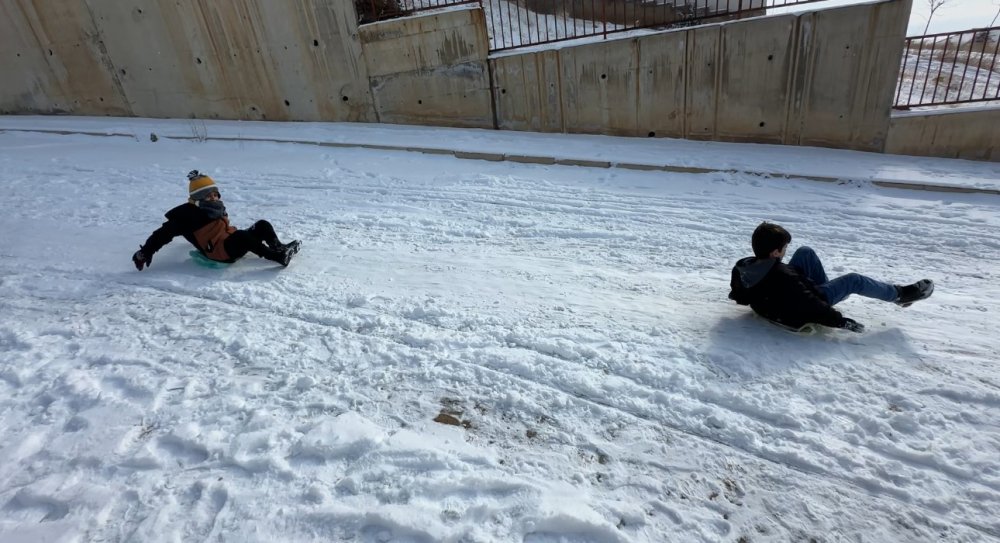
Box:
[894,27,1000,109]
[482,0,830,52]
[357,0,480,24]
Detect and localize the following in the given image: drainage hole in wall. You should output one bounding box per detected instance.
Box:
[601,73,607,79]
[251,106,257,111]
[342,96,349,102]
[120,69,126,76]
[759,121,765,127]
[648,131,656,137]
[196,57,202,64]
[48,49,53,56]
[418,100,423,105]
[99,97,104,102]
[767,54,773,60]
[313,39,319,47]
[501,88,506,94]
[284,100,290,106]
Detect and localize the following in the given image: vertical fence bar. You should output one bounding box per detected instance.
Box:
[562,0,568,41]
[906,37,926,106]
[488,0,498,50]
[506,0,515,49]
[953,30,971,102]
[939,34,959,103]
[969,31,990,98]
[895,38,912,106]
[602,0,607,40]
[918,37,939,105]
[986,32,1000,100]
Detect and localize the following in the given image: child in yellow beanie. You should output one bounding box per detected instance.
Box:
[131,170,300,270]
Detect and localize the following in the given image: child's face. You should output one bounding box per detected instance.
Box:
[770,243,788,260]
[203,191,221,202]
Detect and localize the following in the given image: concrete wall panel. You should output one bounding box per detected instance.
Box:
[369,62,494,128]
[887,109,1000,161]
[795,0,911,151]
[360,7,493,128]
[716,16,796,144]
[558,39,639,136]
[685,26,721,140]
[490,51,563,132]
[636,31,686,139]
[0,0,130,115]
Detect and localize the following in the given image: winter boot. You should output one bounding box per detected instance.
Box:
[267,240,300,267]
[281,240,300,258]
[895,279,934,307]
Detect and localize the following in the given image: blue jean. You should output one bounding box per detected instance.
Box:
[789,247,898,305]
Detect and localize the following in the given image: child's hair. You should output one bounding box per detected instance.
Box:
[752,222,791,258]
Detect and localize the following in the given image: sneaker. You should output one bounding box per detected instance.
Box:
[895,279,934,307]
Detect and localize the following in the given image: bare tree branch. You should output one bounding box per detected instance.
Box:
[922,0,953,35]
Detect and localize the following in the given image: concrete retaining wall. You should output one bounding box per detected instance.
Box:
[887,107,1000,162]
[491,0,912,152]
[3,0,920,153]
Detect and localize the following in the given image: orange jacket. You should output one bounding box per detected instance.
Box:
[141,203,238,262]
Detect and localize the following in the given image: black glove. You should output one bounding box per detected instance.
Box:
[840,317,865,333]
[132,247,152,271]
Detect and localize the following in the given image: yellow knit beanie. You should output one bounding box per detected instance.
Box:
[187,170,218,200]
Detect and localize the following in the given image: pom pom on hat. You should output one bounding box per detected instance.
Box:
[187,170,219,200]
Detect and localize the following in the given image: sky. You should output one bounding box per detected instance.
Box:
[908,0,997,34]
[0,115,998,542]
[780,0,1000,35]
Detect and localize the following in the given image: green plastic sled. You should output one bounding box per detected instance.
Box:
[189,250,231,269]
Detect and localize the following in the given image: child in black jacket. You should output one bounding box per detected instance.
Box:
[131,170,299,270]
[729,222,933,332]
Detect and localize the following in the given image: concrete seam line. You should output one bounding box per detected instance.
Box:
[872,180,1000,196]
[5,127,998,196]
[2,128,135,138]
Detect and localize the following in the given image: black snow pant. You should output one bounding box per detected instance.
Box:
[223,220,283,262]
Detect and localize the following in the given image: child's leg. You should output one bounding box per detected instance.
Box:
[788,246,828,285]
[224,230,280,261]
[818,273,898,305]
[246,220,281,247]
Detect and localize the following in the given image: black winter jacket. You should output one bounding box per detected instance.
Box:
[729,256,844,329]
[141,203,236,262]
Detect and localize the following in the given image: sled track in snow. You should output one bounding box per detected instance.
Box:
[75,271,1000,541]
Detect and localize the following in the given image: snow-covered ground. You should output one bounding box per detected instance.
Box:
[1,117,999,542]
